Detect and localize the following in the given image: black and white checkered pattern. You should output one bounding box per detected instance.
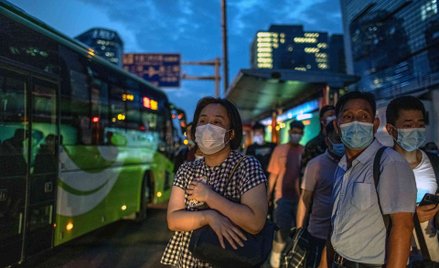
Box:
[161,150,267,267]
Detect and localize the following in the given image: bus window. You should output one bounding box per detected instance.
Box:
[125,89,141,129]
[0,11,59,75]
[70,69,92,145]
[109,85,126,129]
[89,78,109,145]
[0,72,28,178]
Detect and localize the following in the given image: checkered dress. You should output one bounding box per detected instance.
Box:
[161,150,267,267]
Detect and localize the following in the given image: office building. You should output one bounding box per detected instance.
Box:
[75,28,124,67]
[250,25,345,73]
[340,0,439,144]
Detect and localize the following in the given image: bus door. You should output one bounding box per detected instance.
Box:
[0,65,59,266]
[27,76,59,257]
[0,67,30,266]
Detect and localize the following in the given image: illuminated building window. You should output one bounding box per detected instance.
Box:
[304,33,319,38]
[421,0,438,20]
[317,43,328,49]
[257,47,272,52]
[257,58,273,63]
[257,37,273,42]
[257,32,272,37]
[318,63,328,69]
[258,63,273,68]
[257,42,272,47]
[257,52,272,57]
[304,47,320,53]
[294,67,307,71]
[294,37,317,43]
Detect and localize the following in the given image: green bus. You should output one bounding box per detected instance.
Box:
[0,1,179,266]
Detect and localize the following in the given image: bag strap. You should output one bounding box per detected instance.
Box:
[373,147,390,232]
[222,156,247,194]
[414,212,432,261]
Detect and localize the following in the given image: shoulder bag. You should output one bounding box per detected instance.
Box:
[188,156,276,267]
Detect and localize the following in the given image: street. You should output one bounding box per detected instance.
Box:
[31,206,171,268]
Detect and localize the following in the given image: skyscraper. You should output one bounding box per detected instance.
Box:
[75,28,124,67]
[250,25,345,73]
[340,0,439,143]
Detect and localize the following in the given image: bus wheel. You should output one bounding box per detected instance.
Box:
[135,173,152,222]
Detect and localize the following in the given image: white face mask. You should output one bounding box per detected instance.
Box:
[195,124,230,155]
[253,134,264,145]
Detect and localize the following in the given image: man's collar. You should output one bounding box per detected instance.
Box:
[338,139,382,169]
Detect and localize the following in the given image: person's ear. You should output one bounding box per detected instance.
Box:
[227,129,235,141]
[373,117,380,134]
[385,123,397,139]
[333,119,340,135]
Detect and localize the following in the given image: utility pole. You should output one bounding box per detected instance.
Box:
[221,0,229,96]
[181,58,221,97]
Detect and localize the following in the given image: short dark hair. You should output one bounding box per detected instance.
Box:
[191,97,243,150]
[335,91,376,117]
[386,96,426,125]
[320,105,335,118]
[289,120,305,130]
[253,122,265,132]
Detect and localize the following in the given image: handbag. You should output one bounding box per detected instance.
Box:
[188,156,276,267]
[280,227,310,268]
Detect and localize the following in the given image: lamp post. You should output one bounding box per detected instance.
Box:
[221,0,229,96]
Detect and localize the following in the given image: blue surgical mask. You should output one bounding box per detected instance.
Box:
[331,143,345,157]
[396,128,426,152]
[340,121,374,150]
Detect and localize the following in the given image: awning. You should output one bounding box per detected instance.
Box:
[225,69,359,123]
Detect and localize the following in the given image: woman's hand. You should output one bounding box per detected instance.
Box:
[206,210,247,250]
[186,179,213,203]
[416,203,439,222]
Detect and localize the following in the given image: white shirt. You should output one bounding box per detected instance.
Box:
[412,150,439,261]
[413,151,437,203]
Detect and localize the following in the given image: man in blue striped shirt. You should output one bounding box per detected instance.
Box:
[321,91,416,268]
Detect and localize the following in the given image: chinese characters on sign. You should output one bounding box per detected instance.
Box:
[123,53,181,87]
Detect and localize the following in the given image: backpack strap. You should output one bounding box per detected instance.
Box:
[414,212,431,261]
[373,147,391,232]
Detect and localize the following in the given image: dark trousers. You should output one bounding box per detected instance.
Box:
[273,198,298,243]
[305,233,326,268]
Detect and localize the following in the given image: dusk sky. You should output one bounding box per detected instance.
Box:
[9,0,343,121]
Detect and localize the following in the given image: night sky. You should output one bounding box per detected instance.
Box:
[9,0,343,121]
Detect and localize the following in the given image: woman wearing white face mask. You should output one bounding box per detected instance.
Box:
[162,97,269,268]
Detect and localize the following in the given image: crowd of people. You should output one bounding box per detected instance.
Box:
[162,92,439,268]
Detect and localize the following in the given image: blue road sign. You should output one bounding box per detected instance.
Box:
[123,53,181,88]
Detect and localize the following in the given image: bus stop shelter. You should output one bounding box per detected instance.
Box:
[225,69,359,124]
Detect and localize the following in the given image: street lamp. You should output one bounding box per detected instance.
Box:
[221,0,229,96]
